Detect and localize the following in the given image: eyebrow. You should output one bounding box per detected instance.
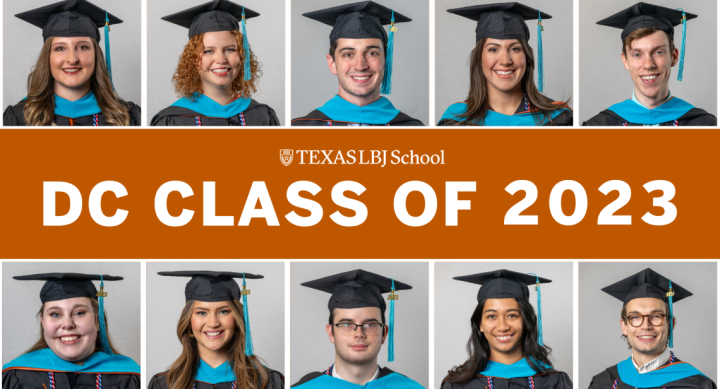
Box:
[52,41,92,46]
[203,44,238,49]
[627,310,665,314]
[485,42,520,48]
[45,304,91,311]
[337,318,381,323]
[338,46,382,53]
[483,308,520,314]
[629,45,668,52]
[193,305,231,311]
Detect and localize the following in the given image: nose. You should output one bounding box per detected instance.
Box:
[497,316,511,331]
[214,50,228,64]
[61,314,76,330]
[499,50,513,66]
[352,53,369,71]
[353,326,367,339]
[642,54,656,69]
[209,312,221,328]
[66,48,79,64]
[640,316,654,330]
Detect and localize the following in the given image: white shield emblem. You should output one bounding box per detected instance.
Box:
[280,149,293,166]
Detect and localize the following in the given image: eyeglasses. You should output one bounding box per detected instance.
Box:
[332,322,384,335]
[623,313,667,327]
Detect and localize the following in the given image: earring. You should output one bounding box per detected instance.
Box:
[189,330,195,338]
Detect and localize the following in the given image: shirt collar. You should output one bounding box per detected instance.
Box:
[331,364,380,382]
[632,349,672,373]
[631,90,673,110]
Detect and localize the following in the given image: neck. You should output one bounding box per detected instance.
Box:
[337,89,382,107]
[488,348,525,365]
[632,348,666,367]
[487,84,524,115]
[198,349,230,368]
[334,357,377,385]
[54,82,92,102]
[634,87,670,110]
[201,84,236,106]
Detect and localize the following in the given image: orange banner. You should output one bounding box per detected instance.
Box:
[0,129,717,259]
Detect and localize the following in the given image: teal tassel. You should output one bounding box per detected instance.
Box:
[97,275,113,355]
[527,273,543,346]
[668,279,674,348]
[242,273,254,356]
[388,279,395,362]
[537,11,544,93]
[104,11,114,91]
[241,7,252,81]
[381,10,395,95]
[676,10,687,81]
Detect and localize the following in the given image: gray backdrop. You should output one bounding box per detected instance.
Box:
[146,262,285,387]
[436,0,574,123]
[291,262,429,388]
[3,0,142,112]
[435,262,573,389]
[580,0,717,122]
[2,262,141,366]
[291,0,429,125]
[579,262,717,388]
[148,0,285,125]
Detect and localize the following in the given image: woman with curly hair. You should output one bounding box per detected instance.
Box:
[441,270,573,389]
[437,3,572,126]
[148,271,284,389]
[3,0,140,126]
[151,1,279,126]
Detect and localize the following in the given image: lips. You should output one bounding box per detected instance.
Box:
[211,68,230,76]
[493,69,516,79]
[636,334,657,342]
[350,74,373,84]
[640,74,660,84]
[59,335,81,344]
[204,330,225,339]
[350,343,369,351]
[494,334,515,343]
[62,68,82,75]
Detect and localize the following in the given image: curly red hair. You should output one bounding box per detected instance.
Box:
[172,30,261,99]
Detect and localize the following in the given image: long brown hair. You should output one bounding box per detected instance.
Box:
[25,298,120,355]
[172,31,261,99]
[165,300,269,389]
[23,37,131,126]
[454,38,568,126]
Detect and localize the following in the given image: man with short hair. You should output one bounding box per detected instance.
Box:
[588,268,716,389]
[291,1,425,126]
[291,269,424,389]
[583,3,716,126]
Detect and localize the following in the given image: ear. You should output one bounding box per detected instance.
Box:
[381,324,389,344]
[326,323,335,344]
[620,317,628,336]
[671,47,679,67]
[621,52,631,71]
[326,54,338,76]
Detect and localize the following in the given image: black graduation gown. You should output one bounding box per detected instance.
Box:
[291,110,424,126]
[2,369,140,389]
[291,367,422,388]
[440,369,574,389]
[151,99,280,126]
[3,100,141,126]
[437,101,573,126]
[588,357,716,389]
[147,369,285,389]
[582,108,716,126]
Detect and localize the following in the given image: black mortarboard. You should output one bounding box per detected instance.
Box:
[602,268,691,348]
[447,3,551,91]
[14,272,123,355]
[158,271,263,356]
[597,3,697,81]
[454,269,551,346]
[15,0,122,42]
[303,1,412,95]
[162,0,259,80]
[302,269,412,361]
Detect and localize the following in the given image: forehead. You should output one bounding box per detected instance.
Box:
[202,30,237,46]
[44,297,93,310]
[51,36,93,45]
[334,38,384,50]
[332,306,383,321]
[626,30,670,50]
[482,298,521,312]
[192,300,232,309]
[625,297,666,313]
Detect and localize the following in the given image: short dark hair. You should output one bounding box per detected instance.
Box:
[619,301,674,347]
[622,27,676,57]
[328,39,388,61]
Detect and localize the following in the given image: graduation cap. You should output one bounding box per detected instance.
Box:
[302,269,412,362]
[16,0,122,86]
[454,269,552,346]
[597,2,697,81]
[14,273,124,355]
[162,0,259,81]
[602,268,691,348]
[447,3,551,92]
[158,271,264,356]
[303,1,413,95]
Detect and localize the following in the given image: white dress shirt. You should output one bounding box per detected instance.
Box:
[332,364,380,382]
[632,349,672,373]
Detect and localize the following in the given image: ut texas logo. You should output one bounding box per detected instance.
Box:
[280,149,293,166]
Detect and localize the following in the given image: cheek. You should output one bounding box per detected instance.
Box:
[81,52,95,70]
[42,318,58,338]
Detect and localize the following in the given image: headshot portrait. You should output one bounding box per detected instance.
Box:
[435,262,573,389]
[146,261,285,389]
[291,0,429,126]
[581,1,717,126]
[148,0,285,126]
[579,262,717,389]
[435,0,573,126]
[2,262,141,389]
[3,0,141,126]
[290,262,428,388]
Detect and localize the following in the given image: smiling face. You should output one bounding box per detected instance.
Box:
[622,30,678,104]
[481,38,527,95]
[479,298,524,358]
[197,31,241,94]
[621,298,670,358]
[49,37,96,97]
[42,297,98,363]
[190,301,236,359]
[327,38,385,106]
[326,307,387,366]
